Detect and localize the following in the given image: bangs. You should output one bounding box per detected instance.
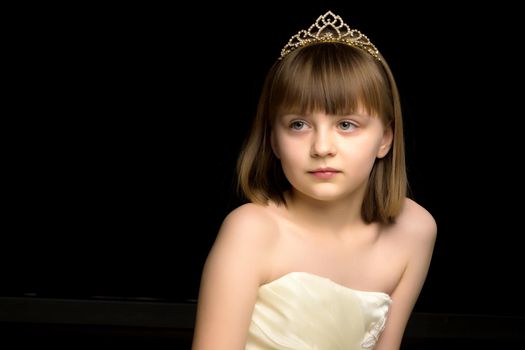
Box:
[270,43,391,121]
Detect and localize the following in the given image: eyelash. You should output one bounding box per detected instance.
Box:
[288,120,357,131]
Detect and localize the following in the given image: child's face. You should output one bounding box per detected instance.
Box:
[271,110,392,202]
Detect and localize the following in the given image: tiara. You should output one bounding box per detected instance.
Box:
[280,11,380,61]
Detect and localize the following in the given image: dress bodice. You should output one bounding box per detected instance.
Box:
[246,272,392,350]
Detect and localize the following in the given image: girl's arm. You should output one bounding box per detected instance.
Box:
[192,204,276,350]
[375,200,437,350]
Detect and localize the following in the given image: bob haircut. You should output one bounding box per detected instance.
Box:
[237,42,407,224]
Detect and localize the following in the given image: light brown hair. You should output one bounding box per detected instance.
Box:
[237,43,406,224]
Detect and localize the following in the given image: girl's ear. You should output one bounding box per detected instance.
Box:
[271,131,280,159]
[377,126,393,158]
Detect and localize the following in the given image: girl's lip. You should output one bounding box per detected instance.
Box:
[309,170,340,179]
[309,167,340,173]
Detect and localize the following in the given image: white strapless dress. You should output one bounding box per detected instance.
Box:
[246,272,392,350]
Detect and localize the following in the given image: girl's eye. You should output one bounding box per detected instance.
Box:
[339,121,356,131]
[290,121,306,130]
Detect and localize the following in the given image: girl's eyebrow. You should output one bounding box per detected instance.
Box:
[345,113,372,119]
[280,113,304,120]
[280,111,374,120]
[294,113,371,118]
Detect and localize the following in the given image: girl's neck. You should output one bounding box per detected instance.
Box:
[283,190,368,236]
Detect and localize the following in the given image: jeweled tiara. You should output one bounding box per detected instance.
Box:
[280,11,380,61]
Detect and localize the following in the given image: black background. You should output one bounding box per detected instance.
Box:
[4,1,524,318]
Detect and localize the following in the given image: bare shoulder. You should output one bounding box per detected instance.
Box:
[395,197,437,244]
[218,203,279,252]
[222,202,277,231]
[203,202,280,287]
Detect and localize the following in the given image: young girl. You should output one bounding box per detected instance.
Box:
[192,11,436,350]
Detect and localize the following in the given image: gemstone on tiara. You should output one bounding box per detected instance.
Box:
[280,11,380,61]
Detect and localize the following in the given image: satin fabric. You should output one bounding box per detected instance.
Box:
[246,272,392,350]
